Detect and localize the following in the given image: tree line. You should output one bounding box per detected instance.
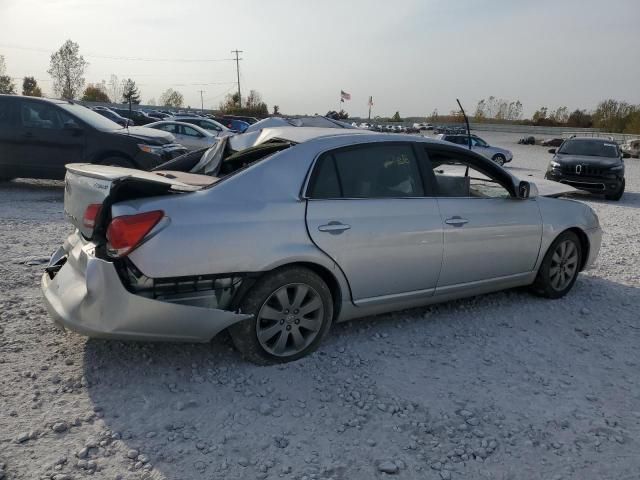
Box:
[0,39,272,116]
[428,96,640,134]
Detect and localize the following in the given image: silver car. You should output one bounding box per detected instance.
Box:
[42,128,601,364]
[146,121,218,151]
[438,134,513,165]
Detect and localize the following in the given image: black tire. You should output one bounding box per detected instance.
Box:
[492,154,506,166]
[604,179,625,201]
[228,266,333,365]
[98,156,135,168]
[531,231,582,299]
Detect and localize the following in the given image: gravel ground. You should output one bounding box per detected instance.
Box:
[1,132,639,480]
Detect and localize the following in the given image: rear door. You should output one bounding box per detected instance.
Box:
[425,146,542,289]
[14,99,85,179]
[0,96,19,178]
[305,142,443,304]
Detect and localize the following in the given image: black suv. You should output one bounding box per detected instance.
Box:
[545,137,627,201]
[0,95,187,181]
[110,108,157,126]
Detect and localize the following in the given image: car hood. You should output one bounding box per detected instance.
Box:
[554,154,621,168]
[111,126,175,145]
[530,177,579,197]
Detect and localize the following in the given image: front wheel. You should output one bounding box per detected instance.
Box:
[492,154,506,166]
[98,156,135,168]
[228,266,333,364]
[531,231,582,299]
[604,179,625,201]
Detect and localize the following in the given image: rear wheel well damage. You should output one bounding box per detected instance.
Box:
[230,262,343,322]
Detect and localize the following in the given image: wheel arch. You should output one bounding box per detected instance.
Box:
[93,150,136,167]
[231,261,346,322]
[565,227,590,271]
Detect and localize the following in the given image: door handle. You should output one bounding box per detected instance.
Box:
[318,222,351,234]
[445,216,469,227]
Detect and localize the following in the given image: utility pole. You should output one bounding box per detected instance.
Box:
[231,49,243,108]
[198,90,205,112]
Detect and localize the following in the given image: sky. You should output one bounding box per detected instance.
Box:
[0,0,639,118]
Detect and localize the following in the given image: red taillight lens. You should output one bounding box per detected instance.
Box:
[106,210,164,258]
[83,203,102,229]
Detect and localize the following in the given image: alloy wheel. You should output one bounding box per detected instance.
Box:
[549,240,579,291]
[256,283,324,357]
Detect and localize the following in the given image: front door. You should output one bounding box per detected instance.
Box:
[14,99,85,179]
[425,146,542,288]
[305,142,443,303]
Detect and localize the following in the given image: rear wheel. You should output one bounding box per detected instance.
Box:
[604,179,625,201]
[492,154,506,166]
[228,266,333,364]
[531,231,582,299]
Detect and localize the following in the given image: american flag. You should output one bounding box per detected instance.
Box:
[340,90,351,101]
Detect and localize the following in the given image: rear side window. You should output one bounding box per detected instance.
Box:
[0,97,15,127]
[20,102,72,129]
[308,143,425,199]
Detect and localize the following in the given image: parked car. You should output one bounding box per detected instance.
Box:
[111,108,158,126]
[222,114,259,125]
[170,116,232,136]
[91,107,133,127]
[438,134,513,165]
[620,138,640,158]
[212,117,250,133]
[42,127,601,364]
[146,121,218,150]
[545,137,628,200]
[413,122,433,131]
[0,95,187,181]
[542,138,564,147]
[146,110,171,120]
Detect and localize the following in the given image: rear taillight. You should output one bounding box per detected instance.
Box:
[106,210,164,258]
[83,204,102,229]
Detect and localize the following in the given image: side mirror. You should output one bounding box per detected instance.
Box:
[517,180,537,199]
[622,152,631,159]
[548,148,556,154]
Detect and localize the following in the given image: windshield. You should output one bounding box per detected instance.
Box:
[58,103,123,130]
[558,139,619,158]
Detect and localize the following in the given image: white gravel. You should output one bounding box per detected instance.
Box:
[1,132,639,480]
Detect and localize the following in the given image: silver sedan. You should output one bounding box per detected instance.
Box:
[146,121,218,150]
[42,128,601,364]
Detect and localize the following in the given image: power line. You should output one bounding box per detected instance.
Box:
[231,49,243,108]
[0,43,235,63]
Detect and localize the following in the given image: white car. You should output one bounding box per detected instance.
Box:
[413,122,434,131]
[146,121,218,151]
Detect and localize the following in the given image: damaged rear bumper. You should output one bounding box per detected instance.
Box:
[41,232,251,342]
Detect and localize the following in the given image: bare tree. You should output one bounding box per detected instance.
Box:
[159,88,184,108]
[47,40,88,99]
[0,55,16,94]
[108,75,122,104]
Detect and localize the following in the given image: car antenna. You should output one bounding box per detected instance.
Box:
[456,98,471,176]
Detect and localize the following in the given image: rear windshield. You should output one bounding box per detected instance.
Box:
[558,139,619,158]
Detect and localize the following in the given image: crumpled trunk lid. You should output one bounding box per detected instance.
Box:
[64,163,213,239]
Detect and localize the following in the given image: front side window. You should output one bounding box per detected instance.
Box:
[428,149,511,199]
[308,143,425,199]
